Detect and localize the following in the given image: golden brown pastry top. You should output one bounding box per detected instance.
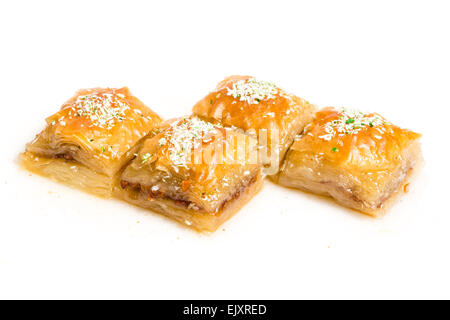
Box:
[192,75,313,133]
[290,107,421,170]
[121,116,261,213]
[27,87,162,175]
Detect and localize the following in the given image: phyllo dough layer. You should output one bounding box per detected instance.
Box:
[192,75,315,175]
[274,107,422,216]
[21,87,162,197]
[116,116,263,232]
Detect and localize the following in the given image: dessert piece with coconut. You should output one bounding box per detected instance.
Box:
[274,107,423,216]
[20,87,162,197]
[192,75,315,175]
[116,116,263,232]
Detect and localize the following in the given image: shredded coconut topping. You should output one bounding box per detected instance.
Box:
[319,108,388,141]
[69,92,130,129]
[226,78,279,104]
[163,118,221,166]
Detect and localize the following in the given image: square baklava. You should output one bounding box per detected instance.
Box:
[21,87,162,197]
[116,116,263,232]
[192,76,315,175]
[274,107,422,216]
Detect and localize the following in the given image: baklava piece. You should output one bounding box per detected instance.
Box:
[192,75,315,174]
[274,107,422,216]
[21,87,162,197]
[117,116,263,232]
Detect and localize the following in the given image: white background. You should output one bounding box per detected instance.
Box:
[0,0,448,299]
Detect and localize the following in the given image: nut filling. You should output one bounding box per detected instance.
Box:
[54,153,74,160]
[120,174,258,214]
[320,165,414,209]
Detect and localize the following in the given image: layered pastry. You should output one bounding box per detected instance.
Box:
[274,107,422,216]
[116,116,263,232]
[192,75,315,175]
[21,87,162,197]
